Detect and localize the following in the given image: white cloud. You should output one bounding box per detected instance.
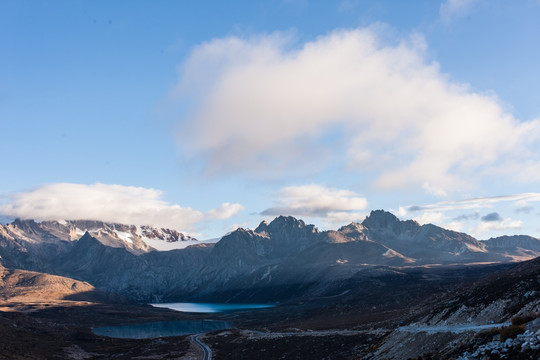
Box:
[0,183,242,233]
[324,211,367,229]
[174,27,540,193]
[443,221,465,232]
[475,218,523,235]
[394,206,409,217]
[422,182,448,197]
[413,211,446,225]
[407,193,540,213]
[261,184,367,225]
[205,202,245,220]
[440,0,479,22]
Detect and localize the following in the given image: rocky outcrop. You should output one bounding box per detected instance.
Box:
[457,328,540,360]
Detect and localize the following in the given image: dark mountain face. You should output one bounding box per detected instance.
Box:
[169,216,325,300]
[1,211,540,303]
[0,224,213,302]
[212,216,321,265]
[52,233,214,301]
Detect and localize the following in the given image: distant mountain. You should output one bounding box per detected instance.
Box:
[359,210,490,264]
[1,219,198,255]
[51,232,213,301]
[170,216,325,299]
[166,211,540,302]
[0,220,211,301]
[483,235,540,262]
[1,211,540,302]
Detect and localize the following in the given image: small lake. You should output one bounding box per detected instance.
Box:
[93,320,231,339]
[151,302,276,313]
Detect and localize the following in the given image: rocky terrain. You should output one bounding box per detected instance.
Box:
[0,211,540,358]
[458,327,540,359]
[366,255,540,359]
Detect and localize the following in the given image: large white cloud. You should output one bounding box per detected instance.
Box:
[261,184,368,227]
[174,27,540,194]
[0,183,243,233]
[475,218,523,235]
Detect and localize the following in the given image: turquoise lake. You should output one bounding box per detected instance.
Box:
[93,320,231,339]
[150,302,276,313]
[92,303,274,338]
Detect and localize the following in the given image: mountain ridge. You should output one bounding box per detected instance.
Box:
[1,210,540,302]
[2,218,199,254]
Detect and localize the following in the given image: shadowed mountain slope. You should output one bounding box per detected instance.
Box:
[1,211,540,302]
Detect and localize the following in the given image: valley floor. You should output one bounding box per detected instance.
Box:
[1,298,540,359]
[1,257,540,359]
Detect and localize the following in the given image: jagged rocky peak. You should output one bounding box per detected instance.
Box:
[255,215,317,234]
[333,222,368,242]
[78,231,93,241]
[6,218,62,243]
[218,227,256,241]
[211,216,321,263]
[0,223,10,239]
[213,227,260,247]
[75,231,101,246]
[361,210,399,228]
[361,210,419,233]
[139,225,196,242]
[337,222,365,233]
[9,218,42,233]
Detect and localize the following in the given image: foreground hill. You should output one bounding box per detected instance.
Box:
[368,255,540,359]
[0,263,112,311]
[422,255,540,326]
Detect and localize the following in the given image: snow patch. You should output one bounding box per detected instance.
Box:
[140,236,200,251]
[115,231,133,244]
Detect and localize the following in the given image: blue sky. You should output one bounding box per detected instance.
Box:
[1,0,540,239]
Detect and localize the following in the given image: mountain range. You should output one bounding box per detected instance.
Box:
[1,210,539,303]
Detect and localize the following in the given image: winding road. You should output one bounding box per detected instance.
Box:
[192,334,212,360]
